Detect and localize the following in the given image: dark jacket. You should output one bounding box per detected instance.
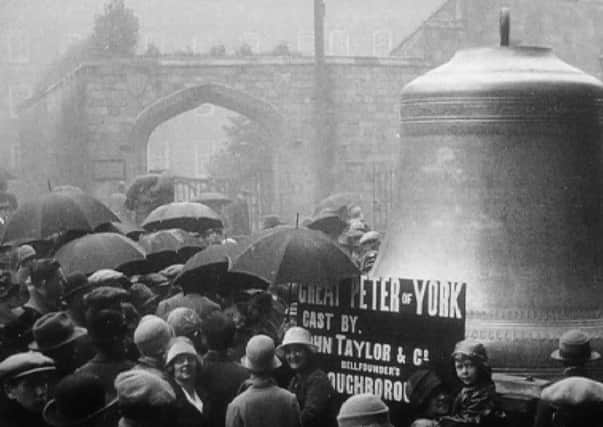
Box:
[1,306,41,358]
[533,367,590,427]
[288,366,337,427]
[75,353,135,399]
[199,350,249,427]
[440,380,497,426]
[0,400,49,427]
[169,379,208,427]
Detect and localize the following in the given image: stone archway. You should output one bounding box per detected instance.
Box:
[130,83,286,176]
[129,83,287,223]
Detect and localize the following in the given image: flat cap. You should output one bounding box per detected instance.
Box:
[115,370,175,407]
[0,351,56,382]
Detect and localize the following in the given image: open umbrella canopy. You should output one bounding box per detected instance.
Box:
[141,202,222,233]
[1,192,119,245]
[138,229,206,269]
[55,232,147,276]
[231,226,360,287]
[174,240,258,292]
[95,221,145,240]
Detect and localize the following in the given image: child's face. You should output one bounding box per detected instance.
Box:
[454,357,478,386]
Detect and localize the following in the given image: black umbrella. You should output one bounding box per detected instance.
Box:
[95,221,145,240]
[230,226,360,286]
[55,232,148,276]
[2,192,119,245]
[141,202,222,233]
[174,241,263,293]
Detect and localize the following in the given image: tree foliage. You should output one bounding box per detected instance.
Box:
[207,115,271,183]
[92,0,139,56]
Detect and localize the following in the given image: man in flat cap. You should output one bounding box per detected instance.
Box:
[0,351,57,427]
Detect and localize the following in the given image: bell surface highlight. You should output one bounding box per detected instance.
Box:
[372,12,603,374]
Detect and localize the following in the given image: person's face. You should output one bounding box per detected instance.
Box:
[285,344,310,372]
[172,354,198,383]
[6,373,54,413]
[455,357,479,386]
[424,390,450,418]
[43,270,65,304]
[15,265,30,285]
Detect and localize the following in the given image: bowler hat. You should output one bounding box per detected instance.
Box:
[43,373,117,427]
[0,351,56,382]
[276,326,318,356]
[30,312,87,352]
[551,329,600,362]
[242,334,281,373]
[337,393,392,427]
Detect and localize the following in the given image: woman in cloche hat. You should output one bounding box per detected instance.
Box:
[277,326,337,427]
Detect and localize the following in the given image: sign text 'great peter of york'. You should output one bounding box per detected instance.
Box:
[296,277,466,405]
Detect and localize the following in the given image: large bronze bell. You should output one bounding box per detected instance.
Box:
[372,11,603,375]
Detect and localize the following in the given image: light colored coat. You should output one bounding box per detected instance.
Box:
[225,378,301,427]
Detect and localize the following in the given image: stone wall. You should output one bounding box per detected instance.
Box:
[20,56,426,226]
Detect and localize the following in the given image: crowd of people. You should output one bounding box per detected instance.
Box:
[1,197,603,427]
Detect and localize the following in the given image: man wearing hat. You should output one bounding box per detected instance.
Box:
[0,351,57,427]
[75,309,134,399]
[4,259,65,354]
[30,311,91,376]
[114,369,177,427]
[43,372,118,427]
[359,231,381,274]
[225,334,301,427]
[534,329,601,427]
[200,311,249,427]
[537,376,603,427]
[62,272,92,327]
